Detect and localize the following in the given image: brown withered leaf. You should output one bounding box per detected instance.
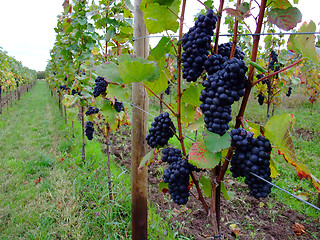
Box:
[292,222,306,235]
[34,177,42,184]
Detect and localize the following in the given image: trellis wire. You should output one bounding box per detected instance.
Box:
[132,31,320,41]
[250,172,320,211]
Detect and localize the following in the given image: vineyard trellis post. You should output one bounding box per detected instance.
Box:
[131,0,149,239]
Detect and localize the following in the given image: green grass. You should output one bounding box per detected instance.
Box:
[0,81,186,239]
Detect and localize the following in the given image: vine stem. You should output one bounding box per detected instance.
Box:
[177,0,209,213]
[217,0,268,184]
[213,0,225,53]
[176,0,187,155]
[253,59,303,86]
[230,0,241,59]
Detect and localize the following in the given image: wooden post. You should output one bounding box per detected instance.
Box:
[81,105,86,162]
[131,0,149,239]
[0,86,2,115]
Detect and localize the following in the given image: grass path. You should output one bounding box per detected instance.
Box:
[0,81,181,240]
[0,81,72,239]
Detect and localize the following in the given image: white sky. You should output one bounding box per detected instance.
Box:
[0,0,319,72]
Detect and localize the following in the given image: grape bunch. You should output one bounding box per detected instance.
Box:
[286,87,292,97]
[230,129,273,198]
[146,112,176,148]
[93,76,107,97]
[85,121,94,140]
[200,57,248,135]
[257,92,265,105]
[181,9,218,82]
[162,148,199,205]
[268,50,278,71]
[218,42,245,60]
[114,100,124,112]
[59,85,68,91]
[85,106,99,115]
[165,85,171,95]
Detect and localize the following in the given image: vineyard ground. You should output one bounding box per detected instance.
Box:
[0,81,184,239]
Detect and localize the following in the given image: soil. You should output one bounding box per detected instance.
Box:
[107,126,320,240]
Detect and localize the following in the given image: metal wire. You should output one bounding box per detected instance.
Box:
[132,31,320,41]
[250,172,320,211]
[123,101,156,118]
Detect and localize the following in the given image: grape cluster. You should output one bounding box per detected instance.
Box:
[114,100,124,112]
[218,42,245,60]
[59,85,69,91]
[85,106,99,115]
[165,85,171,95]
[230,129,273,198]
[146,112,176,148]
[268,50,278,71]
[257,92,265,105]
[85,121,94,140]
[286,87,292,97]
[162,148,199,205]
[93,76,107,97]
[181,9,218,82]
[71,89,81,96]
[200,57,248,135]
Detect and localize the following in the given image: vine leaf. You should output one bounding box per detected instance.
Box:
[139,148,159,170]
[267,7,302,31]
[181,83,203,107]
[140,0,180,34]
[99,100,119,131]
[150,36,172,60]
[94,62,123,84]
[189,142,221,169]
[199,175,211,197]
[158,181,168,194]
[187,115,204,132]
[62,94,79,107]
[249,61,267,73]
[144,68,169,95]
[221,182,234,200]
[249,113,320,192]
[267,0,292,9]
[203,130,231,154]
[288,21,320,66]
[225,2,250,20]
[106,84,131,103]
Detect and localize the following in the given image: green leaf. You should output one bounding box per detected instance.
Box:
[140,2,179,34]
[158,181,168,194]
[203,130,231,154]
[181,83,203,107]
[246,120,265,137]
[144,68,169,95]
[199,176,211,197]
[150,37,172,60]
[106,84,130,103]
[187,115,204,132]
[62,94,79,107]
[189,142,221,169]
[221,182,234,200]
[249,61,267,73]
[267,0,292,9]
[267,7,302,31]
[124,0,134,11]
[264,114,320,191]
[99,99,118,130]
[94,63,123,84]
[139,149,159,170]
[225,3,250,20]
[288,21,320,66]
[119,60,159,83]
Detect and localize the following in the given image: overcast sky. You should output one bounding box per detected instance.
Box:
[0,0,318,72]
